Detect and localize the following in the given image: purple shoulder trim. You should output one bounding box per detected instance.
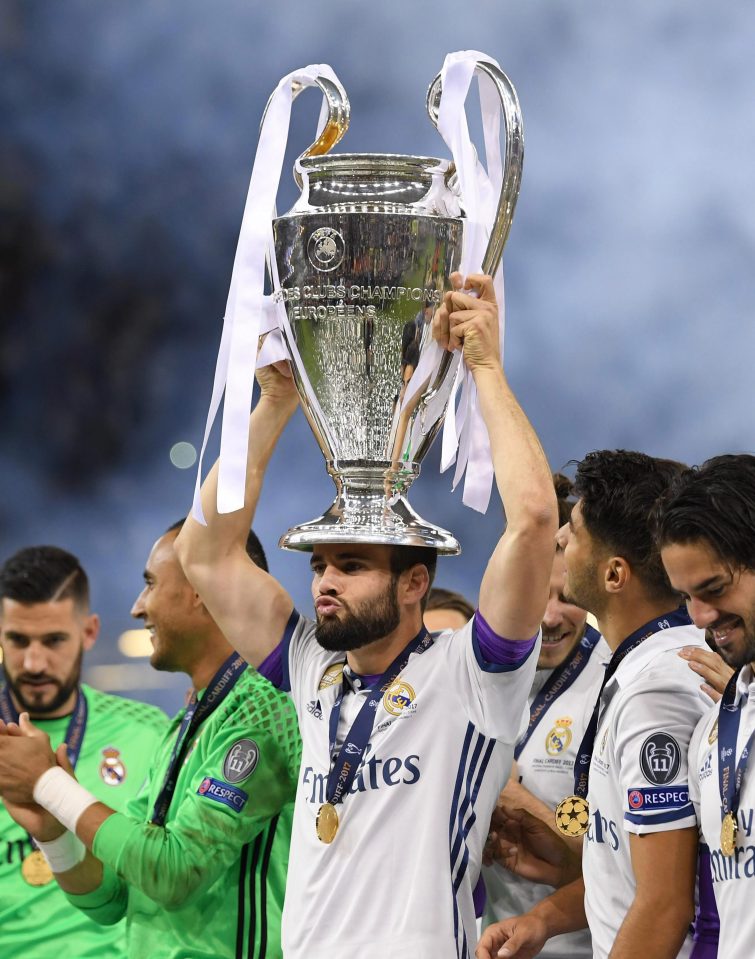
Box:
[256,608,300,692]
[474,609,538,667]
[257,644,284,688]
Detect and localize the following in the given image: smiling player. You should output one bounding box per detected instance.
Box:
[658,453,755,958]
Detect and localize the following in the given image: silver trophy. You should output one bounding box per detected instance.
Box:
[273,61,523,553]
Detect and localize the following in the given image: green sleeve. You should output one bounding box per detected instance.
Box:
[92,712,294,911]
[63,863,129,926]
[62,775,153,925]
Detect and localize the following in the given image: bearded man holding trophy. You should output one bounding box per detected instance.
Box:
[176,51,558,959]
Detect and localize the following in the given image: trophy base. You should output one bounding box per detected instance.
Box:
[278,461,460,554]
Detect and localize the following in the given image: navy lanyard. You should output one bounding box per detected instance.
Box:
[571,608,692,798]
[150,653,247,826]
[325,629,433,808]
[0,684,88,768]
[515,625,602,760]
[717,670,755,826]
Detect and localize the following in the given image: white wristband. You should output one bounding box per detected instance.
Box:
[33,767,98,835]
[35,830,86,874]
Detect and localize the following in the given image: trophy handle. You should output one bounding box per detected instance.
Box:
[293,74,350,159]
[426,60,523,276]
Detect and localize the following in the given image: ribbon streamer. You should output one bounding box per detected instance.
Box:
[191,64,340,522]
[405,50,510,514]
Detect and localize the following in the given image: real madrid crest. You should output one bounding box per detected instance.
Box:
[545,717,573,756]
[382,680,415,717]
[100,746,126,786]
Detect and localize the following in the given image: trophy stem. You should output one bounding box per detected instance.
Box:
[278,460,460,554]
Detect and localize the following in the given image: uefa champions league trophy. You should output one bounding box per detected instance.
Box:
[273,59,523,553]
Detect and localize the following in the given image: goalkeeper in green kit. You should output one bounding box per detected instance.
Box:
[0,522,300,959]
[0,545,167,959]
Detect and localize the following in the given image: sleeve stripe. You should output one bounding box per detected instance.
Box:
[624,804,694,825]
[252,813,279,959]
[236,842,250,959]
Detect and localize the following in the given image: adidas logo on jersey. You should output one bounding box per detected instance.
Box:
[306,700,324,720]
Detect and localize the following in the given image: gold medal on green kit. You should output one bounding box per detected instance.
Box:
[316,802,339,843]
[21,850,54,886]
[721,811,737,857]
[555,795,590,837]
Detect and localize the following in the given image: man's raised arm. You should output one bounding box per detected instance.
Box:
[438,273,557,640]
[175,364,298,667]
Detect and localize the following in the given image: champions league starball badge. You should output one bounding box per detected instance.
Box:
[555,795,590,837]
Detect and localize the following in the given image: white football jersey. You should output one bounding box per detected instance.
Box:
[482,630,611,958]
[277,612,538,959]
[582,622,710,958]
[689,663,755,958]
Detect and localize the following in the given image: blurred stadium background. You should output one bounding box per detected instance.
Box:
[2,1,754,712]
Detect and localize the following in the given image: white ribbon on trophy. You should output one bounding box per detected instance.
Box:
[400,50,508,514]
[191,64,340,522]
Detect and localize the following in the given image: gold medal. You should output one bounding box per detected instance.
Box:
[721,811,737,857]
[316,802,339,844]
[555,795,590,837]
[21,850,54,887]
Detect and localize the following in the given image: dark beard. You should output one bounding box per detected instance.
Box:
[315,578,401,652]
[4,648,83,716]
[713,619,755,671]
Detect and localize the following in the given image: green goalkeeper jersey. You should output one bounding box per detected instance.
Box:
[67,665,301,959]
[0,683,168,959]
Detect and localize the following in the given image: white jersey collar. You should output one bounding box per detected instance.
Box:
[734,663,755,705]
[604,622,706,692]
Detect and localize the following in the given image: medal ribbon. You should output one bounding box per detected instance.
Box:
[150,653,247,826]
[324,629,434,808]
[717,670,755,832]
[0,684,88,768]
[515,625,602,760]
[571,608,692,798]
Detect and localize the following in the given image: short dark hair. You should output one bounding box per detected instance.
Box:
[390,545,438,610]
[554,472,576,528]
[426,587,475,621]
[0,546,90,609]
[166,519,268,572]
[654,454,755,572]
[573,450,686,602]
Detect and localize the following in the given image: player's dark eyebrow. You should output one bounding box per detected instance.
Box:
[690,573,730,594]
